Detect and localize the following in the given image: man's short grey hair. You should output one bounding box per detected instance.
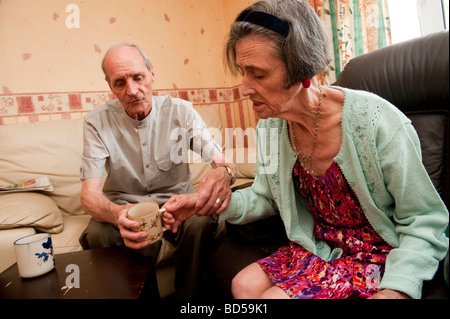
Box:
[101,42,152,81]
[225,0,331,88]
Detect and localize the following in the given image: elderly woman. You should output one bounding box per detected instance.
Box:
[163,0,448,299]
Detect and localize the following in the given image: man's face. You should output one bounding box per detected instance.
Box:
[103,46,154,121]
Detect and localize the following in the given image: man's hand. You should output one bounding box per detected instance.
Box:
[116,205,152,250]
[194,165,234,216]
[81,178,154,250]
[162,193,200,233]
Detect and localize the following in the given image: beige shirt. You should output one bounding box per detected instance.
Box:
[80,96,221,205]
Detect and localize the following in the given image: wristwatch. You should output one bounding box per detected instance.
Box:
[222,165,235,186]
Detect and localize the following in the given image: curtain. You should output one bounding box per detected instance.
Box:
[308,0,392,84]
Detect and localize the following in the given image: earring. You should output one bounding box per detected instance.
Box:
[302,79,311,88]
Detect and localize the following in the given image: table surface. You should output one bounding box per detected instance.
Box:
[0,244,161,299]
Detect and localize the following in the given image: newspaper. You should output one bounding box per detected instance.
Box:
[0,177,54,193]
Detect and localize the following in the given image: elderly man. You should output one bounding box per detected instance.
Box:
[79,42,236,298]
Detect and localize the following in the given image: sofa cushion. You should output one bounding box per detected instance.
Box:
[230,147,256,179]
[195,104,224,148]
[0,118,85,216]
[189,161,212,191]
[0,227,36,273]
[0,192,63,233]
[50,214,91,254]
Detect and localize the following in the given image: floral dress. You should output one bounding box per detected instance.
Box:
[256,161,392,299]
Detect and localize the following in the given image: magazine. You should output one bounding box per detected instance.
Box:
[0,177,54,193]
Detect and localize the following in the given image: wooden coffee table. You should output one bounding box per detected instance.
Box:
[0,243,161,299]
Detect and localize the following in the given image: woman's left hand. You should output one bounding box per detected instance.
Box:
[368,289,411,299]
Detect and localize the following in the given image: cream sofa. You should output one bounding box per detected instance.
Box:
[0,103,256,298]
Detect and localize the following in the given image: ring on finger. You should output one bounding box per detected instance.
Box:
[215,198,222,205]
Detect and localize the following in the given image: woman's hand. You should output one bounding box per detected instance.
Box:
[162,193,200,233]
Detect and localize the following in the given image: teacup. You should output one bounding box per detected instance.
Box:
[126,201,165,244]
[14,233,54,278]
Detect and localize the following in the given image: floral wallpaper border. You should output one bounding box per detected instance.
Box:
[0,86,243,125]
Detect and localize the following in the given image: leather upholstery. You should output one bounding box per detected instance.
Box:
[333,31,449,298]
[335,31,449,208]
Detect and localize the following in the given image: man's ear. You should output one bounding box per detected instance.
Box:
[105,77,113,91]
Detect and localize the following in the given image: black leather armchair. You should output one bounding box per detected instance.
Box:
[335,30,449,210]
[204,31,449,299]
[335,30,449,298]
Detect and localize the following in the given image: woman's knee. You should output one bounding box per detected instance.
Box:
[231,263,272,299]
[231,269,251,298]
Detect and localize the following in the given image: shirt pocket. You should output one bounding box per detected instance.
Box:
[156,156,173,172]
[155,156,189,188]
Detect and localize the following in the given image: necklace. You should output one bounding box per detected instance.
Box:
[289,84,322,175]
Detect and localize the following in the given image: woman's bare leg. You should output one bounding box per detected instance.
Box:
[260,285,290,299]
[231,263,274,299]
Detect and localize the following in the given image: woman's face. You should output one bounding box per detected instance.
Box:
[235,36,302,119]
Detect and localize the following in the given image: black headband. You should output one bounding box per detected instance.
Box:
[236,10,290,38]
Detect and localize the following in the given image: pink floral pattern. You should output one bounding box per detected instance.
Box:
[257,161,392,299]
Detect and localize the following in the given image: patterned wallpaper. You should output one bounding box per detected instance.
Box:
[0,86,246,125]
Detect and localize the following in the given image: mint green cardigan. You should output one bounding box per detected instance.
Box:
[219,87,449,299]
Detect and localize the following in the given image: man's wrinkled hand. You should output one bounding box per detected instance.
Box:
[116,205,151,250]
[195,166,232,216]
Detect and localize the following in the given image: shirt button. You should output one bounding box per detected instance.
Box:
[142,142,147,146]
[145,164,150,168]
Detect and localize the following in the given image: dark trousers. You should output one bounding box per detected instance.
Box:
[79,215,216,298]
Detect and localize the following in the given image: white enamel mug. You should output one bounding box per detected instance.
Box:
[14,233,54,278]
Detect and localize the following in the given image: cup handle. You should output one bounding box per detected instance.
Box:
[158,207,168,232]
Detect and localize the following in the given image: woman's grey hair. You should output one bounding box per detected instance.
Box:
[101,42,152,81]
[225,0,331,88]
